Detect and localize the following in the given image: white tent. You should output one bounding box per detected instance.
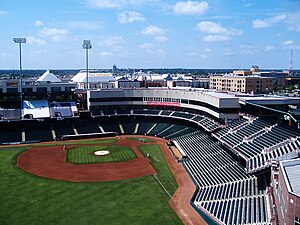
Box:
[37,70,62,83]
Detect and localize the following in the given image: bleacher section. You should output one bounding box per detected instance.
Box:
[137,121,155,134]
[50,102,78,118]
[74,122,101,134]
[174,131,270,225]
[90,108,222,132]
[23,100,51,119]
[0,124,22,143]
[99,120,121,134]
[53,122,75,138]
[121,120,136,134]
[24,124,53,142]
[0,108,21,120]
[214,118,300,173]
[132,109,159,115]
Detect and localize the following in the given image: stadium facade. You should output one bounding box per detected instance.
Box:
[1,70,300,225]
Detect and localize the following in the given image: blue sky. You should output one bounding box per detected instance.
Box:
[0,0,300,69]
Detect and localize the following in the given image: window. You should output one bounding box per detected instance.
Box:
[37,87,47,93]
[51,87,61,92]
[295,216,300,225]
[7,88,18,93]
[23,88,33,93]
[65,87,73,92]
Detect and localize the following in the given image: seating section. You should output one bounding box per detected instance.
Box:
[172,112,195,119]
[174,131,270,225]
[148,122,171,136]
[99,121,121,133]
[165,127,198,139]
[132,109,160,115]
[137,121,155,134]
[117,109,131,114]
[190,116,221,132]
[23,100,51,119]
[24,125,53,141]
[121,121,136,134]
[53,122,75,137]
[74,122,101,134]
[0,108,21,120]
[0,125,22,143]
[102,109,115,115]
[214,118,300,173]
[50,102,77,118]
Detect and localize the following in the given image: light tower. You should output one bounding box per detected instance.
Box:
[13,37,26,105]
[289,49,293,76]
[82,40,92,89]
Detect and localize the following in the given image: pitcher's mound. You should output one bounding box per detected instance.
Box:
[94,150,110,156]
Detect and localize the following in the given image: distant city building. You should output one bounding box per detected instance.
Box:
[71,71,116,89]
[210,75,274,93]
[0,70,76,94]
[112,65,119,74]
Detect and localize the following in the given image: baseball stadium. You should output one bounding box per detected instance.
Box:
[1,87,300,225]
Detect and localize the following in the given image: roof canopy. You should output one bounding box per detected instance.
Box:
[37,70,62,83]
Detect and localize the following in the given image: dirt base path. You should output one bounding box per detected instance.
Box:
[17,139,156,182]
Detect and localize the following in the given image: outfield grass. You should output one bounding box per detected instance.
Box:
[67,145,137,164]
[0,145,183,225]
[138,144,178,196]
[125,137,154,143]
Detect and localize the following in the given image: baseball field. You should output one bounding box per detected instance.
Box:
[0,136,184,225]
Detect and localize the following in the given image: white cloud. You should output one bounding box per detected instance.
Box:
[196,21,242,35]
[155,35,169,42]
[141,25,168,42]
[173,1,209,15]
[196,21,242,42]
[142,25,165,36]
[86,0,153,9]
[187,52,198,56]
[26,36,46,46]
[100,36,124,47]
[41,27,68,42]
[223,48,237,56]
[118,11,145,24]
[139,43,154,49]
[86,0,121,8]
[252,19,270,29]
[203,35,231,42]
[35,20,43,27]
[67,21,103,30]
[264,45,275,52]
[282,40,294,46]
[100,51,112,57]
[252,14,286,29]
[0,10,9,16]
[286,11,300,31]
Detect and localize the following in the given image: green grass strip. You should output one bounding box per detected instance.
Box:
[137,144,178,196]
[125,137,155,143]
[67,145,137,164]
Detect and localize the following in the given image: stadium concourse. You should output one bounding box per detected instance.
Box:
[1,91,300,224]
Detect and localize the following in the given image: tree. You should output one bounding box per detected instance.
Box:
[288,85,294,92]
[273,85,278,92]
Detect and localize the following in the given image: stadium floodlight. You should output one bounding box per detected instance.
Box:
[82,40,92,90]
[13,37,26,106]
